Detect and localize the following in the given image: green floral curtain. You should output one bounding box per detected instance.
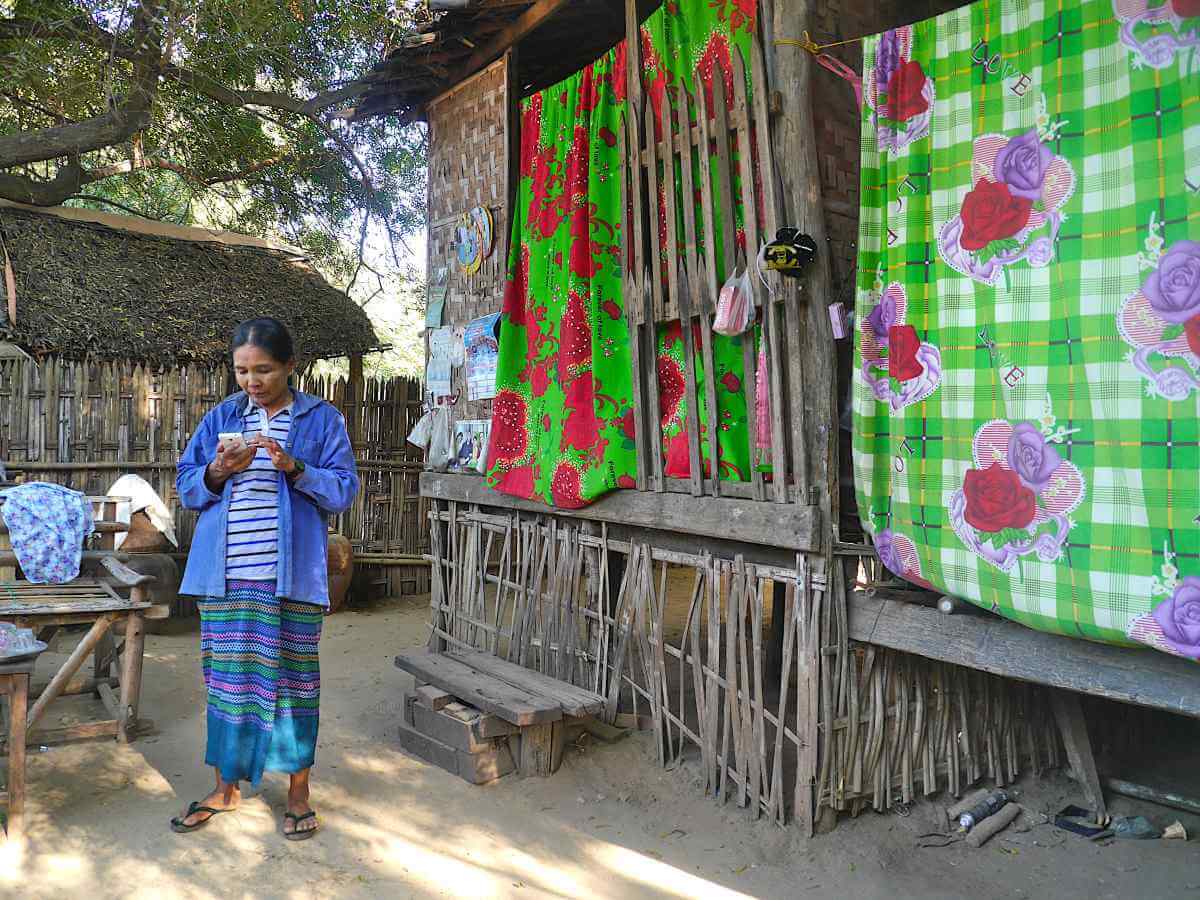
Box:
[485,1,760,507]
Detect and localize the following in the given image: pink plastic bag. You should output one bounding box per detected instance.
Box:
[713,268,753,336]
[756,341,771,452]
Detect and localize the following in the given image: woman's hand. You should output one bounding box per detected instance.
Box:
[205,441,255,491]
[252,436,298,475]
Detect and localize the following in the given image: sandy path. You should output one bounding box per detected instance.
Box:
[4,597,1196,899]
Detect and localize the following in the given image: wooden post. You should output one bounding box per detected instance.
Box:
[770,0,837,526]
[772,0,841,834]
[517,721,564,776]
[1050,689,1107,822]
[5,672,27,845]
[118,609,147,742]
[347,353,364,450]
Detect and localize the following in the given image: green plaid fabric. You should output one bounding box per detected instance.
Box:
[853,0,1200,660]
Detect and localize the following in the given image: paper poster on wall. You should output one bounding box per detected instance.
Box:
[453,419,491,474]
[426,326,463,398]
[463,312,501,401]
[425,265,450,329]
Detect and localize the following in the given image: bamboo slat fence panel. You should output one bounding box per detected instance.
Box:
[0,357,428,579]
[423,502,1061,830]
[618,32,803,503]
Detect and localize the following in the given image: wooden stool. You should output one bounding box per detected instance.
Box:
[0,656,35,846]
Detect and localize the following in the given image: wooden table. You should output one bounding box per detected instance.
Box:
[0,655,36,845]
[0,496,165,747]
[0,565,165,748]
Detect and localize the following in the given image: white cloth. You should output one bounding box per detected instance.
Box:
[107,473,179,549]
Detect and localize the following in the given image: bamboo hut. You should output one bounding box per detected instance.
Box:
[361,0,1200,831]
[0,201,428,598]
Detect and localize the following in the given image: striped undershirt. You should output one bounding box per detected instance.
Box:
[225,400,293,582]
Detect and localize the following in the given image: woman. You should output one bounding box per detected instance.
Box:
[171,318,358,841]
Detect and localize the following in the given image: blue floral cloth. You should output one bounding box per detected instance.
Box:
[0,483,94,584]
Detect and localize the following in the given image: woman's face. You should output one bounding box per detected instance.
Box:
[233,343,294,409]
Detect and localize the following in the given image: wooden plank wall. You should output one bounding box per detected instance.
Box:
[424,501,1060,828]
[0,357,428,587]
[425,55,513,433]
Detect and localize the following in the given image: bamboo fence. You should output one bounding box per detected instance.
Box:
[425,501,1062,831]
[0,356,428,591]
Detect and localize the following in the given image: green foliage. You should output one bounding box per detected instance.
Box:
[0,1,427,278]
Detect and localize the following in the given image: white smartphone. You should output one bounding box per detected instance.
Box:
[218,432,247,453]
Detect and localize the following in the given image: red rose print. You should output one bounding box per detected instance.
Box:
[1186,315,1200,357]
[551,462,586,508]
[657,355,685,425]
[530,362,551,397]
[493,464,535,500]
[885,60,929,123]
[617,474,636,489]
[664,432,691,478]
[502,244,531,327]
[887,325,925,381]
[542,414,551,431]
[619,409,636,439]
[697,32,734,113]
[537,203,566,240]
[962,463,1037,532]
[1173,0,1200,16]
[720,371,741,393]
[489,390,529,467]
[560,290,592,376]
[577,67,601,115]
[601,298,622,320]
[519,95,542,178]
[612,39,629,103]
[599,127,618,148]
[561,372,601,452]
[960,179,1033,251]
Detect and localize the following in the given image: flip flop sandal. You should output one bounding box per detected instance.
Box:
[170,801,233,834]
[283,810,319,841]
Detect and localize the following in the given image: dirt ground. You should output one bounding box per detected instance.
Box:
[4,596,1199,900]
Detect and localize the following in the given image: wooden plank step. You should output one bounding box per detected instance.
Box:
[447,649,605,718]
[395,650,561,726]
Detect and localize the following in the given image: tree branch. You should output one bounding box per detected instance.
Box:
[0,4,165,198]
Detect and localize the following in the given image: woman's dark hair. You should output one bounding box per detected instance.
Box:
[231,317,295,364]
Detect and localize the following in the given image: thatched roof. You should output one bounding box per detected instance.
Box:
[356,0,657,123]
[0,203,381,367]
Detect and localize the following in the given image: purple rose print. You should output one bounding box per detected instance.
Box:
[1142,240,1200,323]
[1152,577,1200,659]
[875,29,901,95]
[993,129,1054,200]
[866,293,896,343]
[874,529,902,576]
[1007,423,1063,491]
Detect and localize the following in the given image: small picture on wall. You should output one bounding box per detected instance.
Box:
[453,419,491,474]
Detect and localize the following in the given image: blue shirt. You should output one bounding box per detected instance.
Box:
[176,389,359,607]
[225,400,293,581]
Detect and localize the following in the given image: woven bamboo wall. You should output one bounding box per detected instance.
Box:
[425,55,512,430]
[0,356,427,583]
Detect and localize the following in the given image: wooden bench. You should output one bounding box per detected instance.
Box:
[394,648,605,778]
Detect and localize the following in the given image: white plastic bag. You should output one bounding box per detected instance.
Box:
[713,268,753,336]
[406,410,435,450]
[426,407,454,472]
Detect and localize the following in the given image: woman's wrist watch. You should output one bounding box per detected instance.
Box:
[289,459,306,480]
